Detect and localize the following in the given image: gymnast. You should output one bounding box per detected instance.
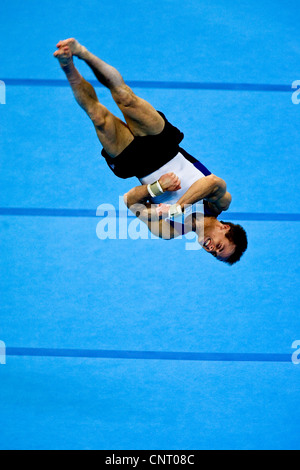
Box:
[54,39,248,264]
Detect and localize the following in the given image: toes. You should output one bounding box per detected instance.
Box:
[54,49,64,57]
[57,38,75,48]
[56,40,67,49]
[56,40,66,48]
[61,46,71,56]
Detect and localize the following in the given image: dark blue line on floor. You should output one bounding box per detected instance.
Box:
[6,347,292,363]
[0,207,300,221]
[0,208,98,218]
[1,78,293,92]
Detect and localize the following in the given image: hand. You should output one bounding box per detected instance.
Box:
[159,173,182,193]
[156,203,171,218]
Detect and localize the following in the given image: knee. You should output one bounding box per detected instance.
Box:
[89,103,108,127]
[113,85,137,108]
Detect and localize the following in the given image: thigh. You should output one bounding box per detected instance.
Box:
[92,106,135,158]
[112,85,165,137]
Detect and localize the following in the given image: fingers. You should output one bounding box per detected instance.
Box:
[170,174,181,191]
[156,204,170,217]
[167,173,181,186]
[159,173,181,192]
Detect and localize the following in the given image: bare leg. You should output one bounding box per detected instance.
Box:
[56,39,165,137]
[54,46,134,157]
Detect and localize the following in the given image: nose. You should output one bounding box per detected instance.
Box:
[215,243,222,253]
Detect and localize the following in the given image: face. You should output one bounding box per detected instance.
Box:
[200,220,236,261]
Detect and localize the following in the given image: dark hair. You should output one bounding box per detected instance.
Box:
[220,222,248,265]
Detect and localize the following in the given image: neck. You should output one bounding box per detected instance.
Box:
[184,215,217,238]
[195,216,216,236]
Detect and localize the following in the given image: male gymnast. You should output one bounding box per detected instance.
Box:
[54,39,248,265]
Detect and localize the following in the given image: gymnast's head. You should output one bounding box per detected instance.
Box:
[200,217,248,265]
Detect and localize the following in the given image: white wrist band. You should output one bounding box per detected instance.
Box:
[168,204,183,219]
[147,181,164,198]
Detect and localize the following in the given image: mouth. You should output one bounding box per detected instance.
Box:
[203,237,212,249]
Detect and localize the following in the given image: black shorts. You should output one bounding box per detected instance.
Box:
[101,111,184,179]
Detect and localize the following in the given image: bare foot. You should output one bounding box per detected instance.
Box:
[56,38,87,59]
[53,46,73,66]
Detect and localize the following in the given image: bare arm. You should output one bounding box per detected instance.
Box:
[176,174,232,215]
[124,173,183,239]
[124,184,150,216]
[124,172,182,218]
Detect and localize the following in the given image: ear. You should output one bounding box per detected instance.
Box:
[221,223,230,231]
